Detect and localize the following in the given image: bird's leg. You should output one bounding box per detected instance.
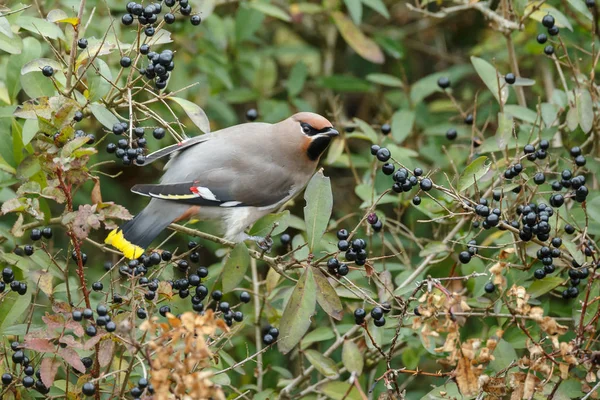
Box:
[247,235,274,252]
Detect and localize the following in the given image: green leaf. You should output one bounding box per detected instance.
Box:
[458,156,491,192]
[278,267,316,354]
[249,211,290,238]
[301,326,335,349]
[21,58,63,75]
[391,109,415,144]
[495,112,513,150]
[89,103,120,129]
[342,339,364,374]
[563,239,585,266]
[75,39,116,70]
[527,276,564,298]
[252,57,278,95]
[304,170,333,251]
[566,105,578,132]
[567,0,593,20]
[361,0,390,18]
[352,118,378,142]
[320,382,361,400]
[22,119,39,146]
[248,2,291,22]
[588,196,600,222]
[222,243,250,293]
[504,105,537,123]
[235,5,265,43]
[304,350,339,377]
[366,73,403,87]
[313,268,343,320]
[317,75,372,92]
[471,56,508,105]
[17,16,64,39]
[168,97,211,133]
[16,155,41,180]
[541,103,558,127]
[0,31,22,54]
[526,2,574,31]
[576,88,593,133]
[87,59,112,102]
[344,0,363,25]
[331,11,384,64]
[0,292,32,334]
[20,71,56,98]
[286,62,308,98]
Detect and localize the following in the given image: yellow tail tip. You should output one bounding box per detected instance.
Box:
[105,229,145,259]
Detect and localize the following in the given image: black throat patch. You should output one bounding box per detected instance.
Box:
[306,136,332,161]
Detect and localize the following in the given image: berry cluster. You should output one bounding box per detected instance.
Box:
[262,325,280,345]
[536,14,558,55]
[1,343,52,394]
[1,267,27,295]
[335,229,368,267]
[72,303,117,334]
[354,304,390,327]
[106,122,164,166]
[140,49,175,91]
[127,377,154,398]
[370,145,432,205]
[367,212,383,232]
[123,0,201,31]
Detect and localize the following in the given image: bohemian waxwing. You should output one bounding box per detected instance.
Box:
[105,112,339,259]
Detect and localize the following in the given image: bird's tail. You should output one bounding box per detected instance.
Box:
[105,200,188,259]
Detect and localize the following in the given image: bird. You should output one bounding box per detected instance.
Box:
[105,112,339,259]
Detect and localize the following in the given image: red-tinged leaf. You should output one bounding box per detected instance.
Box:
[331,11,384,64]
[22,338,55,353]
[71,204,101,240]
[51,301,72,314]
[65,319,85,337]
[83,333,106,350]
[57,347,86,373]
[313,269,343,320]
[59,335,82,349]
[97,202,133,221]
[42,313,65,331]
[278,267,316,354]
[364,262,374,277]
[40,357,60,388]
[98,339,114,367]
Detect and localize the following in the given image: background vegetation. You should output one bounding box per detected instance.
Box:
[0,0,599,398]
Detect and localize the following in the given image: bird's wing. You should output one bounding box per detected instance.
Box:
[143,135,210,165]
[131,171,295,208]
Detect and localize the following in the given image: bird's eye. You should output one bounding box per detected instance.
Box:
[301,123,312,134]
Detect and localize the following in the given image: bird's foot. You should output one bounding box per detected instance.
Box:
[248,235,273,253]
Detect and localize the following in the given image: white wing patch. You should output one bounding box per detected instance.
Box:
[220,201,242,207]
[190,186,219,201]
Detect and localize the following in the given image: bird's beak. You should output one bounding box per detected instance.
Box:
[323,128,339,137]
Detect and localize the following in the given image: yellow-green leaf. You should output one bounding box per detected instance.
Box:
[313,268,343,320]
[331,11,384,64]
[304,169,333,251]
[168,97,211,133]
[278,267,316,354]
[222,243,250,293]
[304,350,339,377]
[342,339,364,374]
[458,156,491,192]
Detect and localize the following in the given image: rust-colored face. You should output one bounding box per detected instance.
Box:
[291,112,339,161]
[292,112,334,131]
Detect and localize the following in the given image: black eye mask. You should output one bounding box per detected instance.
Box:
[301,122,332,136]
